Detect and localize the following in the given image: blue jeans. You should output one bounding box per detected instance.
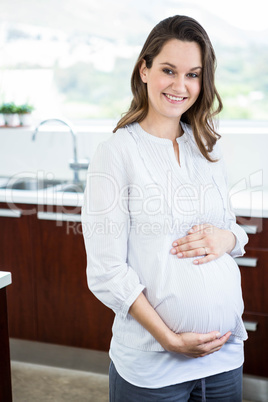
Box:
[109,361,243,402]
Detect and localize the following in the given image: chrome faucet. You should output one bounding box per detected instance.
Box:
[32,118,89,183]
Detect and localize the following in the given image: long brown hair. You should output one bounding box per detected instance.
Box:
[113,15,223,162]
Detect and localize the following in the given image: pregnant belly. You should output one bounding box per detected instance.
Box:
[145,253,247,340]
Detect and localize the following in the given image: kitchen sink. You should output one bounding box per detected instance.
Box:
[56,182,85,193]
[0,177,85,193]
[2,178,65,191]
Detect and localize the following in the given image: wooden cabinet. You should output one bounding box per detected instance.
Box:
[33,204,114,350]
[0,202,114,352]
[0,274,12,402]
[236,216,268,378]
[0,202,37,340]
[3,200,267,365]
[242,313,268,377]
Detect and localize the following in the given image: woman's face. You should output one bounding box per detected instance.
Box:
[140,39,202,124]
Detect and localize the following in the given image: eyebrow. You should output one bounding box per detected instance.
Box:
[160,62,202,71]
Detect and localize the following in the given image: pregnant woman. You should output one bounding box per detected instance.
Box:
[82,15,248,402]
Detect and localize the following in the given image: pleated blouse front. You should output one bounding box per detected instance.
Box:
[82,121,248,354]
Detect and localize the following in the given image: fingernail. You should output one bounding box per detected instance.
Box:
[171,248,177,254]
[216,332,221,338]
[177,253,183,258]
[173,242,178,246]
[193,260,199,265]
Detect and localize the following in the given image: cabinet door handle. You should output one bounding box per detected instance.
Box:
[239,224,258,234]
[0,208,22,218]
[243,321,258,332]
[37,211,81,222]
[235,257,258,267]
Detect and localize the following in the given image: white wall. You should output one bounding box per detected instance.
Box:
[0,122,267,191]
[0,125,113,183]
[220,132,268,191]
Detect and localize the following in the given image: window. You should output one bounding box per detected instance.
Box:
[1,0,267,120]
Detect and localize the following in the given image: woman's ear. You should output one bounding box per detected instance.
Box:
[139,59,148,83]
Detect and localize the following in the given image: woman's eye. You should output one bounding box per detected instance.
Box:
[163,68,174,75]
[187,73,199,78]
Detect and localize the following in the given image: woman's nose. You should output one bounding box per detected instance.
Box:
[172,75,186,92]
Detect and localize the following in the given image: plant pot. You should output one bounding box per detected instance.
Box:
[0,113,5,127]
[19,113,32,127]
[4,113,20,127]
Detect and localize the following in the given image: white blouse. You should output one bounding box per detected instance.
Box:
[82,122,248,386]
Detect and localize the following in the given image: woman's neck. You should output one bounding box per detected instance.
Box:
[139,115,183,142]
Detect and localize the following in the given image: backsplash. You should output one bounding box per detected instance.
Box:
[0,122,267,191]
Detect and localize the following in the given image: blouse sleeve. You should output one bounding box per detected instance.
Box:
[81,141,145,318]
[211,141,249,258]
[222,160,249,258]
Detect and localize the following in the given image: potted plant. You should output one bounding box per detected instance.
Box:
[16,103,35,126]
[0,102,20,127]
[0,111,4,127]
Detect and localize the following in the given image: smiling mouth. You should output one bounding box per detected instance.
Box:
[164,93,186,102]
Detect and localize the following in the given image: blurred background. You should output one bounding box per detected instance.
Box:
[1,0,268,120]
[1,0,267,190]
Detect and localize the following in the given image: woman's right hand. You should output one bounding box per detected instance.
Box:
[165,330,232,358]
[129,292,232,358]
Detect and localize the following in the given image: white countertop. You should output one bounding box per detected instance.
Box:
[0,271,12,289]
[0,187,267,218]
[0,187,83,207]
[229,190,268,218]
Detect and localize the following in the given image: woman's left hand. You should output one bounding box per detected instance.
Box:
[170,224,236,265]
